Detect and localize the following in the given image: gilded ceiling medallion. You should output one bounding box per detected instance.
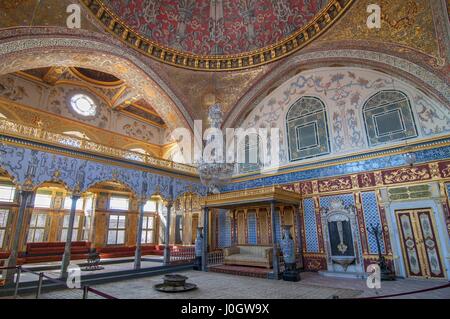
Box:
[82,0,354,71]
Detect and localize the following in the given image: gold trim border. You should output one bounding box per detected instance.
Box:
[231,135,450,183]
[81,0,354,71]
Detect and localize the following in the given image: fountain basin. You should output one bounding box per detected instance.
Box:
[154,274,198,293]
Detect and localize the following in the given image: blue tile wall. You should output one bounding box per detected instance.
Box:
[222,142,450,192]
[218,210,231,248]
[247,212,257,245]
[303,198,319,253]
[361,192,386,254]
[274,210,282,243]
[447,183,450,200]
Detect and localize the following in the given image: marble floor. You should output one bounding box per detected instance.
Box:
[2,255,164,284]
[18,271,450,300]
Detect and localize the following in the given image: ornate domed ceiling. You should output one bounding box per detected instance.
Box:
[103,0,328,55]
[83,0,353,71]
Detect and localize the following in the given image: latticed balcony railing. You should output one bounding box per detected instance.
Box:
[0,119,197,175]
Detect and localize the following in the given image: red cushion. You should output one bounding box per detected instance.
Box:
[0,252,9,259]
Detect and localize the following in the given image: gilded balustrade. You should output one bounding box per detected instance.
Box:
[0,118,197,176]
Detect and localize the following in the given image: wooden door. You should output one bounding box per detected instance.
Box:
[396,209,446,279]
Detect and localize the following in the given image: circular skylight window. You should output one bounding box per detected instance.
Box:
[70,94,97,117]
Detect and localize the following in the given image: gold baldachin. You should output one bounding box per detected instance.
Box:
[81,0,354,71]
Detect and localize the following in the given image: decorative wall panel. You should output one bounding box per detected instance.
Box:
[0,143,206,200]
[287,97,330,161]
[224,141,450,192]
[303,198,319,253]
[361,191,385,254]
[274,210,282,243]
[218,210,231,248]
[363,91,417,146]
[237,67,450,173]
[247,212,257,245]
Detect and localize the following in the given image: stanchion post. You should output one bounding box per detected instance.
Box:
[36,272,44,299]
[14,266,21,299]
[83,286,89,299]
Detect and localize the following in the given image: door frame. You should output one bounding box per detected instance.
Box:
[386,199,449,279]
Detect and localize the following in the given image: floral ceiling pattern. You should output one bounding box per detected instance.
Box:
[102,0,329,56]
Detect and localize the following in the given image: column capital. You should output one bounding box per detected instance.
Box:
[137,197,148,206]
[71,193,82,200]
[164,199,174,208]
[18,180,35,193]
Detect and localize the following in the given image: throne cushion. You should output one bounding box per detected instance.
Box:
[223,245,273,269]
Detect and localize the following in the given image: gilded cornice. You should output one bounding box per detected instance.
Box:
[202,186,300,208]
[0,98,163,156]
[0,118,199,179]
[231,135,450,183]
[81,0,354,71]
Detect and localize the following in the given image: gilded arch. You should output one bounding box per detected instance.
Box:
[0,27,194,134]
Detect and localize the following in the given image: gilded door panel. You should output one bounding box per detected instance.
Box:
[259,210,269,245]
[417,211,445,278]
[396,209,446,279]
[191,215,198,244]
[397,212,423,277]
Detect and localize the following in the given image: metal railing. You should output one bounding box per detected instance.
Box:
[169,246,195,264]
[207,251,224,266]
[0,266,117,299]
[0,118,197,175]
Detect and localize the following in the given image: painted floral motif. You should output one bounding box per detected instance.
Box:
[415,95,450,136]
[238,67,450,173]
[103,0,327,55]
[123,121,156,142]
[0,76,28,101]
[0,143,206,199]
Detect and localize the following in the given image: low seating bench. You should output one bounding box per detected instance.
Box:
[23,241,91,264]
[223,245,273,269]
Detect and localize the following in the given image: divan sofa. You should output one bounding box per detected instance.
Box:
[223,245,273,268]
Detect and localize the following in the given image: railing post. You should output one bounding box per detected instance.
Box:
[83,286,89,299]
[36,272,44,299]
[14,266,21,299]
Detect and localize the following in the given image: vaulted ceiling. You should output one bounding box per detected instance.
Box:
[0,0,448,134]
[17,67,166,128]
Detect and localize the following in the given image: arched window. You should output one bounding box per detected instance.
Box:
[286,96,330,162]
[363,90,417,146]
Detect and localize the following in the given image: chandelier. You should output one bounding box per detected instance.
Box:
[197,104,234,195]
[197,1,235,194]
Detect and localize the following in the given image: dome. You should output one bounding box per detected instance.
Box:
[102,0,329,56]
[86,0,350,70]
